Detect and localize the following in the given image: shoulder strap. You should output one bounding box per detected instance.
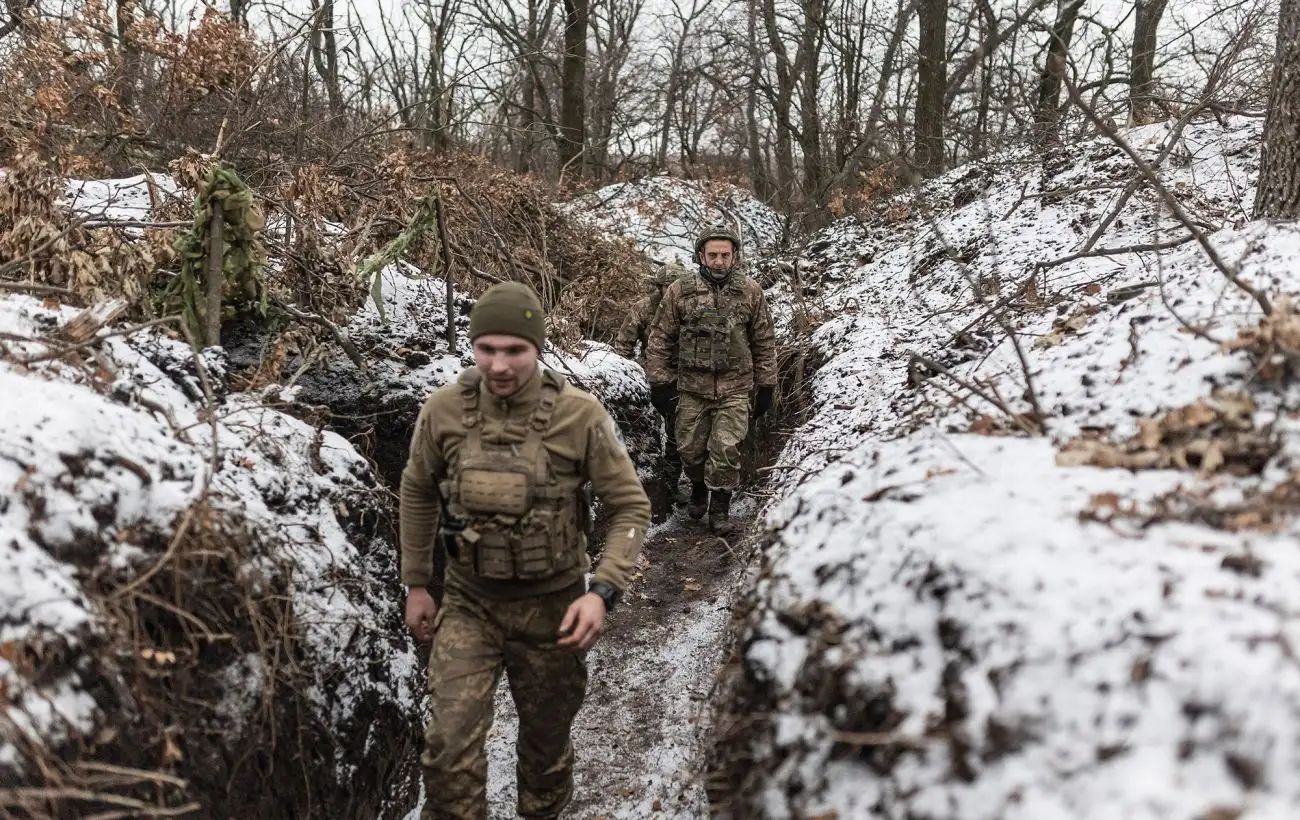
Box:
[678,272,699,298]
[459,367,483,429]
[522,371,564,483]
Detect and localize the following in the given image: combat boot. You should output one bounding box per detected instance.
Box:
[708,490,736,536]
[686,481,708,520]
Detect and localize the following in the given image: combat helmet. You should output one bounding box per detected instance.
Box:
[655,259,685,286]
[693,223,741,258]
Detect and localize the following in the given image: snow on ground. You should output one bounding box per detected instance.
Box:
[0,293,420,798]
[736,116,1300,818]
[64,173,182,225]
[566,176,786,266]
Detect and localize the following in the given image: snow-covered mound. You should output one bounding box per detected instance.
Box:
[565,176,785,266]
[729,117,1300,818]
[0,295,420,817]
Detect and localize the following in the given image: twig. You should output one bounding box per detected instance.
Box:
[0,281,76,297]
[908,350,1038,433]
[829,729,930,750]
[181,324,222,477]
[0,788,200,815]
[72,762,188,789]
[81,219,190,230]
[1040,233,1196,270]
[109,505,198,601]
[18,317,179,365]
[1064,76,1272,316]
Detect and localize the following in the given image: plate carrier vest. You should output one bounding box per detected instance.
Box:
[440,368,586,581]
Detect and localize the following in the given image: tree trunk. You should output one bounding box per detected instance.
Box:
[1128,0,1168,125]
[115,0,140,112]
[745,1,773,200]
[205,199,225,349]
[915,0,947,178]
[1256,0,1300,218]
[798,0,826,205]
[759,0,797,198]
[558,0,589,176]
[1035,0,1084,141]
[310,0,344,120]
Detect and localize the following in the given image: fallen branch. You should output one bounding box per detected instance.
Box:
[19,316,178,366]
[908,350,1042,434]
[1041,233,1196,271]
[0,787,200,815]
[0,281,77,297]
[270,297,366,372]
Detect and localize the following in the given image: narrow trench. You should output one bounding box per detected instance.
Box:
[285,302,818,818]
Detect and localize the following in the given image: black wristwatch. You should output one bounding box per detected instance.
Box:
[588,581,622,613]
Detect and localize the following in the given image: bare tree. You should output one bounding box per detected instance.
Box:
[310,0,344,119]
[1256,0,1300,218]
[915,0,947,177]
[559,0,590,175]
[1129,0,1169,123]
[1036,0,1086,140]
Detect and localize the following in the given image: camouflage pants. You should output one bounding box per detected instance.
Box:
[421,582,588,820]
[660,400,682,480]
[675,392,750,491]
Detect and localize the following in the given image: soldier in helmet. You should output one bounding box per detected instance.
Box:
[644,224,777,535]
[615,259,687,497]
[400,281,652,819]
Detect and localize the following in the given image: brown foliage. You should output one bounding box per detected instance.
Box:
[1056,391,1276,476]
[0,154,168,305]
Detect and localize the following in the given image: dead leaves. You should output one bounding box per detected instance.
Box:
[1034,303,1102,349]
[1222,294,1300,382]
[1056,392,1274,476]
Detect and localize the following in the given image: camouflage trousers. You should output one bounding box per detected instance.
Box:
[421,582,588,820]
[659,400,682,480]
[675,392,750,491]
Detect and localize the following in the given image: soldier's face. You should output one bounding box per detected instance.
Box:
[700,239,736,272]
[473,334,539,396]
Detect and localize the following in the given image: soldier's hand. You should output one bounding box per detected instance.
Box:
[557,593,607,651]
[405,588,438,643]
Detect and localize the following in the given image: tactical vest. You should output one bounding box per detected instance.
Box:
[676,272,748,373]
[440,369,585,581]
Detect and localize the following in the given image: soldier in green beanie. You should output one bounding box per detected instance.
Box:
[400,280,651,820]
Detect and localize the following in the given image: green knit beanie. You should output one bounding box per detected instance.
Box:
[469,282,546,351]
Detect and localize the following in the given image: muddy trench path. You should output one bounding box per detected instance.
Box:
[480,497,761,819]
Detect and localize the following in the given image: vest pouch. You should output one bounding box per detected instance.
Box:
[513,526,555,580]
[512,508,579,580]
[472,531,515,580]
[459,466,534,517]
[679,308,726,371]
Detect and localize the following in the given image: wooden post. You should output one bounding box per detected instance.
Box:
[205,198,225,348]
[433,189,457,354]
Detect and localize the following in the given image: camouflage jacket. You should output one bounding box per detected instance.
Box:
[613,290,660,359]
[645,269,777,399]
